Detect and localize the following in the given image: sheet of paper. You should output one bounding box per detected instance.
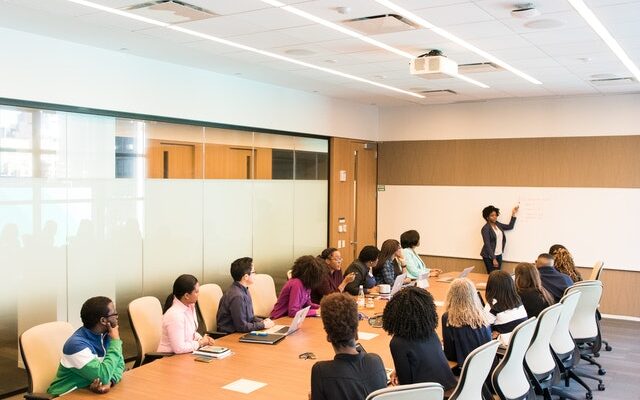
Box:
[222,379,267,394]
[434,300,445,307]
[358,331,379,340]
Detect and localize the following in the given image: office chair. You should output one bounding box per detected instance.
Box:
[128,296,173,368]
[448,340,500,400]
[196,283,227,339]
[491,317,537,400]
[587,261,612,353]
[19,321,75,399]
[248,273,277,318]
[366,382,444,400]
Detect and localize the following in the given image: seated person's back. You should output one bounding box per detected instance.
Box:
[48,296,125,396]
[514,262,554,317]
[535,253,573,303]
[484,270,528,334]
[311,293,386,400]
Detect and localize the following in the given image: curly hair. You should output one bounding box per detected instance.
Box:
[553,248,582,282]
[382,286,438,340]
[320,293,358,348]
[291,255,326,290]
[514,262,554,305]
[486,270,522,313]
[482,205,500,220]
[445,278,488,329]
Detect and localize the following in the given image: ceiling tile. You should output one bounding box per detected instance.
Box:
[413,3,494,27]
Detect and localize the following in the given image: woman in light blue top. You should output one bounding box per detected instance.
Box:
[400,230,429,279]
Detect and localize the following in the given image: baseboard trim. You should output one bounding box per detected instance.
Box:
[602,313,640,322]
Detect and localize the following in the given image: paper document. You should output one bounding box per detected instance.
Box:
[222,379,267,394]
[434,300,445,307]
[358,331,379,340]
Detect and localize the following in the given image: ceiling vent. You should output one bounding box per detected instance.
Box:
[410,51,458,80]
[342,14,418,35]
[126,1,218,24]
[590,77,636,86]
[418,89,458,97]
[458,62,502,74]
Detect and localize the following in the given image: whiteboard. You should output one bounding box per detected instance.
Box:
[377,185,640,272]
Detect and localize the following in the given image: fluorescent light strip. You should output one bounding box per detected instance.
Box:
[66,0,424,99]
[567,0,640,82]
[261,0,489,89]
[374,0,542,85]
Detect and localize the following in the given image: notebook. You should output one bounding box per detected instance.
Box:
[436,266,475,283]
[239,306,310,344]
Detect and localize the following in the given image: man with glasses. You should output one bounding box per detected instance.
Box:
[217,257,275,334]
[48,296,125,395]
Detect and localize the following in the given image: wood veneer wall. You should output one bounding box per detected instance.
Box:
[377,135,640,317]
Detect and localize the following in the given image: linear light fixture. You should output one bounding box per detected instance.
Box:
[374,0,543,85]
[260,0,489,89]
[66,0,424,99]
[567,0,640,82]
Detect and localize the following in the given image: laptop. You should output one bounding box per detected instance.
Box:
[436,266,475,283]
[239,306,311,344]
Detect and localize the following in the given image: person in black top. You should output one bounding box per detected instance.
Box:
[442,278,492,374]
[311,293,387,400]
[535,253,574,303]
[344,246,379,295]
[382,286,457,395]
[484,270,528,335]
[216,257,275,333]
[514,262,554,317]
[480,204,518,273]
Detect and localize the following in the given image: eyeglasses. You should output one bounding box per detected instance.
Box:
[250,270,256,275]
[368,314,383,328]
[104,312,119,318]
[298,352,316,360]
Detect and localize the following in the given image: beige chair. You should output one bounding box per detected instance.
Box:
[248,273,277,318]
[19,321,75,399]
[196,283,226,338]
[128,296,173,367]
[366,382,444,400]
[588,261,604,281]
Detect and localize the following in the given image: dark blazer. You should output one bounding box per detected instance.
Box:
[480,217,516,259]
[344,259,376,295]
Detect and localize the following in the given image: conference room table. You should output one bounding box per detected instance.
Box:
[65,272,488,400]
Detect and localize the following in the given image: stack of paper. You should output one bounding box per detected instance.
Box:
[193,345,231,359]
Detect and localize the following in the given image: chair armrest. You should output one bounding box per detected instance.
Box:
[206,331,228,339]
[24,392,54,400]
[142,352,174,365]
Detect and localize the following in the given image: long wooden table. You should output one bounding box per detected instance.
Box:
[65,273,487,399]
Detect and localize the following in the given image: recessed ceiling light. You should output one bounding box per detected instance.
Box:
[65,0,424,99]
[373,0,542,85]
[284,49,316,56]
[568,0,640,82]
[523,19,565,29]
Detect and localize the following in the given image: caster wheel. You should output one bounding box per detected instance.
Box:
[598,383,605,391]
[605,345,612,351]
[586,392,593,399]
[598,368,606,375]
[594,352,600,358]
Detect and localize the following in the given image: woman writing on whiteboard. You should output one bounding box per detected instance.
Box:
[480,204,518,273]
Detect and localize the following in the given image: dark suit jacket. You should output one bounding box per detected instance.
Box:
[480,217,516,259]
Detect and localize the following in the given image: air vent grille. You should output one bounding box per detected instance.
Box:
[342,14,418,35]
[126,1,218,23]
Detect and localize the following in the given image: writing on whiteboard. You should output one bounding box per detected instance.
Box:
[519,197,551,221]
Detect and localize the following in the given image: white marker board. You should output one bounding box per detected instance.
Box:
[377,185,640,272]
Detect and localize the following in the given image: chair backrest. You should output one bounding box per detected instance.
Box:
[449,340,500,400]
[129,296,164,367]
[550,291,581,355]
[492,318,537,400]
[248,274,277,317]
[589,261,604,281]
[524,303,563,376]
[366,382,444,400]
[286,269,292,280]
[19,321,75,393]
[565,281,602,340]
[197,283,223,333]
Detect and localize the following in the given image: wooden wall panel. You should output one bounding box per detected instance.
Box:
[353,142,377,259]
[255,148,272,179]
[421,255,639,317]
[379,136,640,187]
[329,138,355,266]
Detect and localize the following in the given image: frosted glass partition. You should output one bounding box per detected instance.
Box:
[143,180,203,298]
[203,180,253,287]
[294,180,328,257]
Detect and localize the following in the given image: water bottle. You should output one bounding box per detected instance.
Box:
[357,285,365,308]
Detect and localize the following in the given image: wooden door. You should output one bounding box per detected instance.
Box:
[161,143,195,179]
[352,142,377,260]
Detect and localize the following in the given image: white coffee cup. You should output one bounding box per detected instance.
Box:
[378,284,391,294]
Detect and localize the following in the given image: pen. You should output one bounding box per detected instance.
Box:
[249,331,268,336]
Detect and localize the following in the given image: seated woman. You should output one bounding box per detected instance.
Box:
[484,270,528,336]
[514,262,554,317]
[310,248,355,304]
[158,274,215,353]
[311,293,387,400]
[271,255,325,319]
[400,230,429,279]
[549,244,583,283]
[382,286,457,394]
[373,239,406,285]
[442,278,492,374]
[344,246,379,295]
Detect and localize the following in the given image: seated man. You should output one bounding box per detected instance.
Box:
[535,253,573,303]
[48,296,125,396]
[216,257,274,333]
[311,293,387,400]
[344,246,379,295]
